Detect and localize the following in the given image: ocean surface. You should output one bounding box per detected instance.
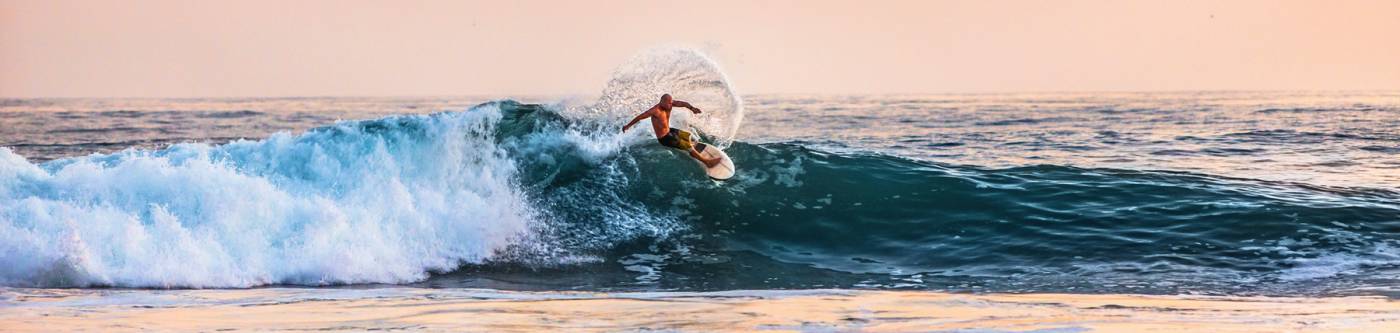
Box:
[3,53,1399,297]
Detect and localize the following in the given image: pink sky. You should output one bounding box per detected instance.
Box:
[2,0,1398,97]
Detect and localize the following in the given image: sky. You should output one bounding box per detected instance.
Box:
[2,0,1398,97]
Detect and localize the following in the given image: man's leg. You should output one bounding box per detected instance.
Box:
[689,148,722,168]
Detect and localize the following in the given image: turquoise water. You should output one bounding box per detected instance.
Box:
[2,93,1399,297]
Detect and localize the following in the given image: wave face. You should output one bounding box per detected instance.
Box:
[7,100,1397,296]
[635,143,1400,294]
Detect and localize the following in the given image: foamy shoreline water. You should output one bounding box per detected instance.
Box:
[2,287,1395,332]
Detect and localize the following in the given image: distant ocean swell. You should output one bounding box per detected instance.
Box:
[2,101,1398,295]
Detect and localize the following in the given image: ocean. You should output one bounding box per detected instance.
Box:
[1,51,1398,300]
[3,90,1398,299]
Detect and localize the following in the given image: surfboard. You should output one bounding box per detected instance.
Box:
[694,142,736,180]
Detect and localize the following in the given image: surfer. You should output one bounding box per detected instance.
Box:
[621,94,724,168]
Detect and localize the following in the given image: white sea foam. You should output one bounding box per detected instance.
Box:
[1278,241,1400,282]
[0,106,537,288]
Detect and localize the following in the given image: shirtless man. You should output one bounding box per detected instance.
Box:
[621,94,723,167]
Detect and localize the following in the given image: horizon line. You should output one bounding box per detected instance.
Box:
[4,89,1398,100]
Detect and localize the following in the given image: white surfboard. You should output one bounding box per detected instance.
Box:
[694,142,736,180]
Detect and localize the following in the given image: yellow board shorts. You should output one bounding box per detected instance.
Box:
[657,127,694,150]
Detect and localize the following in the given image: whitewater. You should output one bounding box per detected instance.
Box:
[2,49,1400,296]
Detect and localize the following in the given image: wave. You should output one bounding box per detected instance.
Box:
[1,106,542,287]
[4,100,1399,295]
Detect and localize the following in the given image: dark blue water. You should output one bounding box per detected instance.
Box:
[2,94,1399,297]
[433,101,1400,296]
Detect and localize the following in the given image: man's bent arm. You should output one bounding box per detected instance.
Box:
[673,100,702,113]
[622,108,654,132]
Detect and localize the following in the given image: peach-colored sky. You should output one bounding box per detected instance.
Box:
[2,0,1397,97]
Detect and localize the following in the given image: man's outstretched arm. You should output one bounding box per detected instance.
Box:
[621,108,655,132]
[672,101,702,114]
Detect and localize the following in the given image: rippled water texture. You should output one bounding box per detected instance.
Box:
[742,92,1400,188]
